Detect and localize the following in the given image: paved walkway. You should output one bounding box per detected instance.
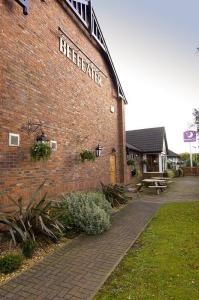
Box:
[0,176,198,300]
[139,176,199,204]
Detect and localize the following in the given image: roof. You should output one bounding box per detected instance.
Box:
[126,127,168,153]
[58,0,127,103]
[126,143,142,153]
[167,149,180,157]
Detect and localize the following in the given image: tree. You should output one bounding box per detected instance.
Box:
[180,152,198,166]
[180,152,190,162]
[193,108,199,132]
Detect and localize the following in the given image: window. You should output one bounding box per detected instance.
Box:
[9,133,20,147]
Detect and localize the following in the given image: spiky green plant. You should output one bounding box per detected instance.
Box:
[0,182,63,245]
[100,182,128,208]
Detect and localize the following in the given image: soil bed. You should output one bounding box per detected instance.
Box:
[0,235,71,285]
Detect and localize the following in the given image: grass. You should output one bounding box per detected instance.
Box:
[94,202,199,300]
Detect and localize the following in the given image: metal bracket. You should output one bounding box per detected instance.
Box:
[21,119,43,135]
[15,0,28,15]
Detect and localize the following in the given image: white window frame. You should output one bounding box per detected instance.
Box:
[50,140,58,151]
[9,133,20,147]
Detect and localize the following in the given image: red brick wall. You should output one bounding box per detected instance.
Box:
[0,0,126,210]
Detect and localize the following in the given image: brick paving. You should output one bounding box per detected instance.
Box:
[1,177,198,300]
[0,200,159,300]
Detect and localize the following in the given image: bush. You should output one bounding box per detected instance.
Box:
[21,240,37,258]
[60,192,111,235]
[86,192,112,215]
[101,182,128,208]
[175,168,184,177]
[164,170,175,178]
[186,159,197,167]
[0,254,23,274]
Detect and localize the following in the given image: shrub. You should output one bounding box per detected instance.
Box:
[175,168,184,177]
[0,182,63,246]
[0,254,23,274]
[136,169,142,178]
[61,192,111,235]
[164,170,175,178]
[101,182,128,208]
[30,142,52,161]
[86,192,112,215]
[21,239,37,258]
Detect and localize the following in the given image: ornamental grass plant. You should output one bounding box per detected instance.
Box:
[101,182,128,208]
[0,182,63,247]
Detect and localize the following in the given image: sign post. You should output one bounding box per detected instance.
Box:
[189,143,193,168]
[183,131,197,168]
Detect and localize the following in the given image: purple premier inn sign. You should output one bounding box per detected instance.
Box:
[183,131,197,142]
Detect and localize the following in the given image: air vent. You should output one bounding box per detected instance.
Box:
[50,141,58,151]
[9,133,20,147]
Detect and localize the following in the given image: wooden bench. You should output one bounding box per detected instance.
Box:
[148,185,167,195]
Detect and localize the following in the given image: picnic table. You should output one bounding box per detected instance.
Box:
[137,178,167,195]
[151,177,174,184]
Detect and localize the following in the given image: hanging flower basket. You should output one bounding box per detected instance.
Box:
[127,159,135,166]
[80,150,95,162]
[30,142,52,161]
[142,159,147,165]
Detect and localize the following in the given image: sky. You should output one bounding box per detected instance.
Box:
[92,0,199,153]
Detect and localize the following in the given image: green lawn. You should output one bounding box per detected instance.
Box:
[94,202,199,300]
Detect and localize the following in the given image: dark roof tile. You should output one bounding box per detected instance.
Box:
[126,127,168,153]
[168,149,180,157]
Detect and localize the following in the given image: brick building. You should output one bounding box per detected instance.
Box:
[0,0,127,210]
